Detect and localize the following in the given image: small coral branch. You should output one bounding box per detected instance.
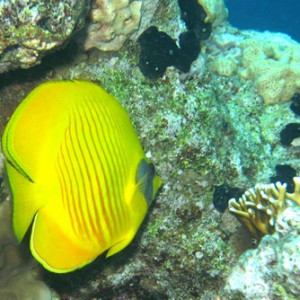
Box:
[228,177,300,239]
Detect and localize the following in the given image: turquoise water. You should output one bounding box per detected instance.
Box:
[226,0,300,42]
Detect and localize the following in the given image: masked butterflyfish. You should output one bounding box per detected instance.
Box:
[2,80,162,273]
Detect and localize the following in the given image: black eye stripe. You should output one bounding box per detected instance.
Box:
[136,159,156,206]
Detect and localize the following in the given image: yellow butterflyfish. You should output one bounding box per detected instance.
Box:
[2,80,162,273]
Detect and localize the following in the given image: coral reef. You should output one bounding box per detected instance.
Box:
[82,0,159,51]
[224,206,300,299]
[229,177,300,238]
[207,28,300,104]
[32,40,299,296]
[0,0,88,73]
[1,0,300,299]
[82,0,228,52]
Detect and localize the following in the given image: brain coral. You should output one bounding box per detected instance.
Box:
[0,0,88,73]
[82,0,159,51]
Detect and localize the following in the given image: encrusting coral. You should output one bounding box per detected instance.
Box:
[207,29,300,104]
[228,177,300,239]
[83,0,144,51]
[239,34,300,105]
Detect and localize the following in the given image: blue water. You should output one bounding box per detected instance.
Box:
[225,0,300,42]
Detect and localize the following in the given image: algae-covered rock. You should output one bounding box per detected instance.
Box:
[0,0,89,73]
[0,199,52,300]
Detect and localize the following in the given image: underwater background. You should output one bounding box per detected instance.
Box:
[0,0,300,299]
[225,0,300,42]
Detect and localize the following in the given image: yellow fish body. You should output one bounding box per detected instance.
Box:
[2,80,162,273]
